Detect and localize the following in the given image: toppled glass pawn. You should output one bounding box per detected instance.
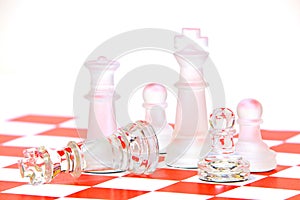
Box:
[198,108,250,182]
[18,121,159,185]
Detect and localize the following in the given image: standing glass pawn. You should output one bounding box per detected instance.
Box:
[143,83,173,154]
[198,108,250,182]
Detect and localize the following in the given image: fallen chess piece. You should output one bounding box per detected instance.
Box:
[235,98,277,172]
[18,121,159,185]
[198,108,250,182]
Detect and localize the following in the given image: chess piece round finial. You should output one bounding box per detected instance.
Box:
[209,108,235,130]
[237,98,262,120]
[143,83,167,105]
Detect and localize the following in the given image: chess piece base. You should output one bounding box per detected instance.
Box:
[236,141,277,172]
[198,154,250,182]
[166,135,210,169]
[85,169,124,174]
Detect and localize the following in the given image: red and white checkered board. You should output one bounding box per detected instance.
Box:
[0,114,300,200]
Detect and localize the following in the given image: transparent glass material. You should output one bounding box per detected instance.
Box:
[18,121,159,185]
[198,108,250,182]
[166,28,210,168]
[143,83,173,154]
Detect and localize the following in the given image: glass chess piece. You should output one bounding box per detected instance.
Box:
[143,83,173,154]
[166,28,210,168]
[235,98,276,172]
[18,121,159,185]
[84,56,119,139]
[198,108,250,182]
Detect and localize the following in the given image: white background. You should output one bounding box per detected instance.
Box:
[0,0,300,130]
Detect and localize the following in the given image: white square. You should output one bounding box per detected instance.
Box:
[182,174,266,186]
[217,186,300,200]
[94,177,177,191]
[263,139,283,147]
[2,135,82,148]
[0,121,55,136]
[59,119,88,129]
[286,134,300,143]
[276,152,300,166]
[0,156,20,168]
[271,166,300,179]
[1,184,89,197]
[0,168,29,182]
[83,170,129,177]
[130,191,212,200]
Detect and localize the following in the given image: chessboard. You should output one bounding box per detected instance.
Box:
[1,114,300,200]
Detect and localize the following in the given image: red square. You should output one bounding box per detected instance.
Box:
[209,197,248,200]
[4,163,19,169]
[67,187,149,200]
[287,194,300,200]
[251,165,290,176]
[157,182,237,195]
[10,115,73,125]
[0,146,29,157]
[169,123,175,129]
[50,173,116,186]
[246,177,300,190]
[260,130,299,141]
[0,135,21,144]
[125,168,197,181]
[271,143,300,154]
[0,194,56,200]
[158,155,165,162]
[0,181,25,192]
[38,127,87,138]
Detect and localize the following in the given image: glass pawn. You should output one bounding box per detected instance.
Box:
[18,120,159,185]
[198,108,250,182]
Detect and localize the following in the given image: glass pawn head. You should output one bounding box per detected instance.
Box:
[209,108,235,131]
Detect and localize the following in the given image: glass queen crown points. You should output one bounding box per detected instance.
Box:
[18,121,159,185]
[198,108,250,182]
